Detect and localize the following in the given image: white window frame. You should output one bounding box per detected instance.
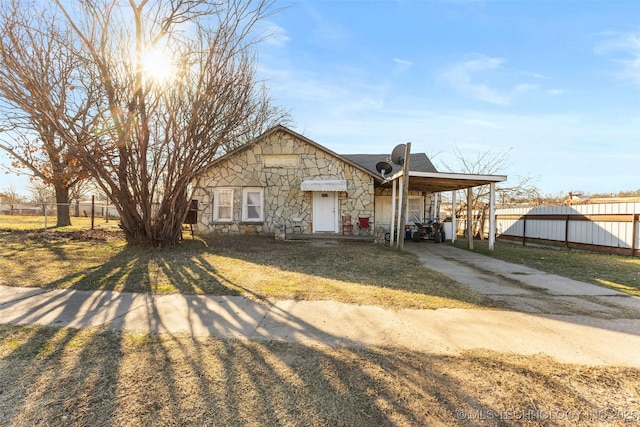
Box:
[213,188,234,222]
[242,187,264,222]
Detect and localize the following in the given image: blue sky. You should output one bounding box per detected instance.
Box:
[256,0,640,195]
[1,0,639,197]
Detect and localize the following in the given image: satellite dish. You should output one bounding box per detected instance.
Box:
[375,161,393,177]
[390,144,406,165]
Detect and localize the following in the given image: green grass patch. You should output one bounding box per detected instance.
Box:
[452,239,640,296]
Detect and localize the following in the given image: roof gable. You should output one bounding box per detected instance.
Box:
[197,125,380,180]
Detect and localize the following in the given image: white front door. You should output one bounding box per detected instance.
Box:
[312,192,338,232]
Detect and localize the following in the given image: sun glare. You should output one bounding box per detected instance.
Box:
[141,48,175,83]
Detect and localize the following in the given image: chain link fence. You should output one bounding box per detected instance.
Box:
[0,201,119,230]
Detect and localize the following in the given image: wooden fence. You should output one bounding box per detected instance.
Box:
[495,202,640,256]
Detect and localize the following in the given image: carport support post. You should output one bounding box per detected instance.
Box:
[467,187,473,250]
[390,179,397,246]
[451,190,457,243]
[397,143,411,250]
[396,176,403,248]
[488,182,496,251]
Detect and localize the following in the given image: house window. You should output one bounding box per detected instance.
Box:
[242,187,263,222]
[213,188,233,222]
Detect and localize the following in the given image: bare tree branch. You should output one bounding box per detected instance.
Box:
[441,146,540,238]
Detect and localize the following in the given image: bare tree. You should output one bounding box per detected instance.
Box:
[591,188,640,198]
[29,180,55,205]
[0,1,96,226]
[0,184,24,215]
[1,0,287,243]
[43,0,287,246]
[1,184,22,202]
[441,147,539,239]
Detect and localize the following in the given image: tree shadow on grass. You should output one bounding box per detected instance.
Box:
[2,231,490,309]
[2,233,640,425]
[195,236,493,308]
[2,325,639,426]
[0,325,123,426]
[42,239,241,296]
[40,235,452,304]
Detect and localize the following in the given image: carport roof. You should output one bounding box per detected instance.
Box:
[396,171,508,193]
[344,154,507,193]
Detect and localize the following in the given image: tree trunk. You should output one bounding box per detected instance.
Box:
[119,217,185,247]
[55,185,71,227]
[117,193,189,247]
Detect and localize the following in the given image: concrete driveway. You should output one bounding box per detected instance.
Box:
[2,242,640,368]
[404,242,640,318]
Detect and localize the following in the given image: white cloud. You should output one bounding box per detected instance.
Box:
[595,30,640,87]
[515,83,538,93]
[440,55,563,104]
[441,55,511,104]
[392,58,413,75]
[258,21,291,47]
[302,2,349,46]
[548,89,566,96]
[461,118,505,129]
[530,73,551,80]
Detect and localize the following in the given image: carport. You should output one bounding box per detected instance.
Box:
[382,170,507,251]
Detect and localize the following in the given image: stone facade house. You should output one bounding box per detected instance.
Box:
[191,125,439,239]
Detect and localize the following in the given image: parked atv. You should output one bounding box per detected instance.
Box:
[412,219,446,243]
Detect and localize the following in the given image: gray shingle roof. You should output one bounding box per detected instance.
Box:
[342,153,438,178]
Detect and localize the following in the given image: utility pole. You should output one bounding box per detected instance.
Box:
[397,142,411,250]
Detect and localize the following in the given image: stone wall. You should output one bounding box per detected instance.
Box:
[192,129,375,237]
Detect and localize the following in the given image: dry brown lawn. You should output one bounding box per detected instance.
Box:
[1,325,639,427]
[0,230,495,310]
[2,227,640,426]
